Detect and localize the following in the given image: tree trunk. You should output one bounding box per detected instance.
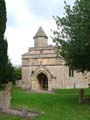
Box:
[79,88,84,103]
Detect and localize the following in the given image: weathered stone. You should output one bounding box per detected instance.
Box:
[0,83,12,110]
[22,108,28,117]
[2,108,39,118]
[21,26,90,91]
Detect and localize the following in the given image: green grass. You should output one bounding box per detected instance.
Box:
[0,88,90,120]
[0,113,21,120]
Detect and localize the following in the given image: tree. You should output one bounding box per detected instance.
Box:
[4,60,15,84]
[0,0,21,85]
[3,61,21,85]
[14,66,21,80]
[0,0,8,84]
[53,0,90,103]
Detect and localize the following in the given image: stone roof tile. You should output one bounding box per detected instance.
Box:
[33,26,48,38]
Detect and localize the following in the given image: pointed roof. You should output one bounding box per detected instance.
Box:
[33,27,48,39]
[31,63,56,79]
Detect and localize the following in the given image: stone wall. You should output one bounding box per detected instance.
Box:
[16,80,22,88]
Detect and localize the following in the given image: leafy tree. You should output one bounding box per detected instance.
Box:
[4,60,15,84]
[53,0,90,103]
[14,66,21,81]
[0,0,8,84]
[3,60,21,85]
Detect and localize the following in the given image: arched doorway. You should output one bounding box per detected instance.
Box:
[37,73,48,90]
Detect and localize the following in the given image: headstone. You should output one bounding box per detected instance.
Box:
[0,82,12,111]
[6,82,12,96]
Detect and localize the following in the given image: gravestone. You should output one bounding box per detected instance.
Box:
[0,82,40,118]
[0,82,12,111]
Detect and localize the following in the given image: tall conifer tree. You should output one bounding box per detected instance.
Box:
[0,0,8,84]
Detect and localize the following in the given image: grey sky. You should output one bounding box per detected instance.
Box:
[5,0,75,65]
[27,0,74,18]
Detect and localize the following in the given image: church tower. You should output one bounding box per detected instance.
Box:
[33,27,48,48]
[21,26,89,91]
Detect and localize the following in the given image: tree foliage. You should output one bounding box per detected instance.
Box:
[53,0,90,73]
[3,60,22,85]
[14,66,21,81]
[4,62,21,84]
[0,0,22,85]
[4,60,15,84]
[0,0,8,84]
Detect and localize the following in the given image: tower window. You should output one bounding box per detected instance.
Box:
[69,68,74,77]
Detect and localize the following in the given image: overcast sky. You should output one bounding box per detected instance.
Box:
[5,0,75,65]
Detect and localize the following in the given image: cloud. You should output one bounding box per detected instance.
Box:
[26,0,75,19]
[6,0,32,26]
[5,0,34,64]
[5,0,74,65]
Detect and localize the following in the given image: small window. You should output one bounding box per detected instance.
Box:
[69,68,74,77]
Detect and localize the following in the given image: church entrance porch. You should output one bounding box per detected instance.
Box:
[31,66,55,91]
[37,73,48,90]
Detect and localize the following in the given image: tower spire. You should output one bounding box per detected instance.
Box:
[34,27,48,48]
[34,26,48,39]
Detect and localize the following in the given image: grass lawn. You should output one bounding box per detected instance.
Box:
[0,88,90,120]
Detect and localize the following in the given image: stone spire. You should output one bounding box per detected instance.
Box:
[34,27,48,39]
[34,27,48,48]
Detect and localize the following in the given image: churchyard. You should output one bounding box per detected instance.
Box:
[0,86,90,120]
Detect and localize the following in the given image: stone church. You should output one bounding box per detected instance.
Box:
[21,27,89,91]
